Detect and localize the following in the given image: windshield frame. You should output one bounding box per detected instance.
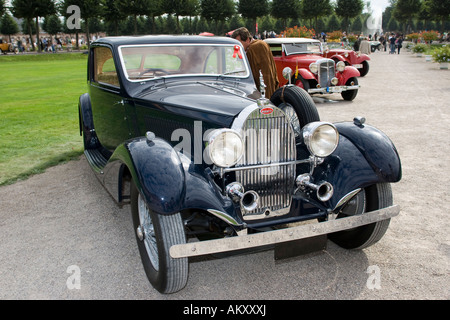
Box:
[283,42,323,56]
[118,43,250,83]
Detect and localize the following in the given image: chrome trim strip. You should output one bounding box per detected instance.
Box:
[207,209,243,227]
[170,205,400,258]
[214,158,310,174]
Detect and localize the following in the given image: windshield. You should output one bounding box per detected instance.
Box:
[119,44,249,82]
[283,42,323,55]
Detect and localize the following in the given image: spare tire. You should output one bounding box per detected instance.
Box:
[270,85,320,138]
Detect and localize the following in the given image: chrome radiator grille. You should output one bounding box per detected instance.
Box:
[317,58,336,88]
[235,106,296,217]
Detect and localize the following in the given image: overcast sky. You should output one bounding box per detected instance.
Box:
[371,0,390,13]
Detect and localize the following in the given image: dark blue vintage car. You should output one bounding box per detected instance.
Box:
[78,35,401,293]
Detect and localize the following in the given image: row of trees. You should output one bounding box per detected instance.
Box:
[1,0,449,52]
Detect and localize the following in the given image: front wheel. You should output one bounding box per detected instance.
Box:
[131,182,188,293]
[341,77,358,101]
[328,183,393,249]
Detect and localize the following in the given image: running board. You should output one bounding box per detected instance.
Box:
[84,149,108,173]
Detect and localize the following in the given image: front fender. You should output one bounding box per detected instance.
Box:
[105,138,186,214]
[298,68,316,80]
[342,66,361,79]
[106,137,237,219]
[330,54,346,62]
[311,122,401,209]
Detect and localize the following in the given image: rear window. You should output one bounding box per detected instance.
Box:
[93,46,119,87]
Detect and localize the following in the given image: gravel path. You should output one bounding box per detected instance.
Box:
[0,48,448,300]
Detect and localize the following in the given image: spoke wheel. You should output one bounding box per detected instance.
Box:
[131,182,188,293]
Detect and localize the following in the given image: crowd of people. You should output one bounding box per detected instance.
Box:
[0,34,101,53]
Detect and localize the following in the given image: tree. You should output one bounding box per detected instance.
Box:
[427,0,450,33]
[300,0,332,33]
[43,15,62,40]
[393,0,421,34]
[327,14,340,32]
[238,0,269,34]
[271,0,300,30]
[60,0,102,47]
[11,0,55,52]
[200,0,234,34]
[1,0,5,17]
[101,0,127,36]
[335,0,364,34]
[165,0,199,34]
[0,13,19,43]
[114,0,149,35]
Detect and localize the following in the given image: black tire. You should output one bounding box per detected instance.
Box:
[341,77,358,101]
[270,85,320,138]
[328,183,393,250]
[359,60,370,77]
[131,182,188,293]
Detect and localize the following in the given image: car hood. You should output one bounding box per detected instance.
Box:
[280,54,323,65]
[135,81,258,127]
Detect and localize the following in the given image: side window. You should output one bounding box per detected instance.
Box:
[269,45,282,57]
[93,46,119,87]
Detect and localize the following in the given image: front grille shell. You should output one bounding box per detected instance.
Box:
[232,105,296,219]
[317,58,336,88]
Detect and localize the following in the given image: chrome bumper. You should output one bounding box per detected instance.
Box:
[170,205,400,258]
[308,84,360,94]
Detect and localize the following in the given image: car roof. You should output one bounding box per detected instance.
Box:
[92,35,241,48]
[264,38,321,44]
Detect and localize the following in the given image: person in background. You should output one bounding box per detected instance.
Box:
[231,27,279,99]
[396,35,404,54]
[389,34,396,54]
[360,37,371,55]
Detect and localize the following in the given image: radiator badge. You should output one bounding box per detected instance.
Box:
[260,107,273,115]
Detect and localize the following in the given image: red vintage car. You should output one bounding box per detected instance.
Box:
[265,38,360,101]
[323,45,371,77]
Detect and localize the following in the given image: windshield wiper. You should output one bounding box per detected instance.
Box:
[220,70,246,76]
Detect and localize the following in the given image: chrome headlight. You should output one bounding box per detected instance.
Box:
[336,61,346,72]
[302,122,339,157]
[205,129,243,167]
[309,62,318,74]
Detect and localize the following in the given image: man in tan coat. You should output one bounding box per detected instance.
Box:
[232,27,279,99]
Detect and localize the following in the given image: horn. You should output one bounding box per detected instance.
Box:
[296,174,334,202]
[226,182,260,212]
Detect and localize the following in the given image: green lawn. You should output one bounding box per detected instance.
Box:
[0,53,88,185]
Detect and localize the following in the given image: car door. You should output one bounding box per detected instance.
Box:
[88,45,131,152]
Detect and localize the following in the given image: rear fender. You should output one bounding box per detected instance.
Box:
[78,93,100,150]
[78,93,94,135]
[359,54,371,61]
